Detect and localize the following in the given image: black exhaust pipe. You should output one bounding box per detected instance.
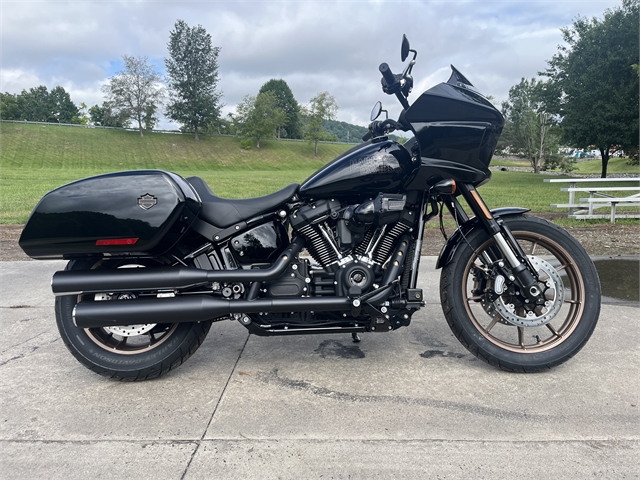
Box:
[52,237,305,296]
[73,295,351,329]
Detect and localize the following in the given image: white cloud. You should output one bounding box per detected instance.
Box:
[0,69,43,93]
[1,0,622,127]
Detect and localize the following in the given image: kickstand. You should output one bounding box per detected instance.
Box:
[351,332,361,343]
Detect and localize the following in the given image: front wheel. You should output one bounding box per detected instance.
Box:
[55,258,212,381]
[440,215,601,372]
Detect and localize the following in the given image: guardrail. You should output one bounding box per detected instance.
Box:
[0,119,360,145]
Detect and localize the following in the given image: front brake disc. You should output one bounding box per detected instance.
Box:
[482,255,565,328]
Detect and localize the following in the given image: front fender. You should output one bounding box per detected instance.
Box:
[435,207,530,269]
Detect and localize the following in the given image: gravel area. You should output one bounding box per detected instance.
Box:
[421,218,639,256]
[3,216,638,261]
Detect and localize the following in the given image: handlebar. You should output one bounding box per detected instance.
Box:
[379,63,410,110]
[379,63,395,86]
[362,119,402,141]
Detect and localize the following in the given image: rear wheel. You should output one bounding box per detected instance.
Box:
[55,258,211,381]
[440,215,601,372]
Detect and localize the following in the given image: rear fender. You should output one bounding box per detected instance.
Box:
[435,207,530,269]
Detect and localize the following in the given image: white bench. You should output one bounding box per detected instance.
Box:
[578,195,640,222]
[545,178,640,222]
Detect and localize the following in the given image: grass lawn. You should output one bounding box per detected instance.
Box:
[490,156,531,168]
[571,156,640,175]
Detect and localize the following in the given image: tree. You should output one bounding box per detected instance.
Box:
[234,92,286,148]
[88,101,130,128]
[303,92,338,156]
[541,0,639,177]
[320,119,364,143]
[0,92,21,120]
[143,104,159,130]
[165,19,222,141]
[17,86,51,122]
[501,78,556,173]
[72,102,89,125]
[258,79,301,138]
[49,86,79,124]
[217,113,236,135]
[102,55,164,137]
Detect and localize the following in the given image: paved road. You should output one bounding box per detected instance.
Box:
[1,259,638,479]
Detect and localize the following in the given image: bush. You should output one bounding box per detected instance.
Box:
[240,138,253,150]
[543,154,576,173]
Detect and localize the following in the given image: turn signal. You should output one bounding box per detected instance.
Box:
[433,179,457,195]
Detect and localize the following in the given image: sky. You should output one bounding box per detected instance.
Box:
[0,0,623,129]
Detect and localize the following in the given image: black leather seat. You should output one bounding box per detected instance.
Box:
[186,176,299,228]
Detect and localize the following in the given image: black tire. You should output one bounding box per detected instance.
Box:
[440,214,601,372]
[55,258,212,381]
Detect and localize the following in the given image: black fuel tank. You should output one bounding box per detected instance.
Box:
[19,170,200,259]
[299,140,412,199]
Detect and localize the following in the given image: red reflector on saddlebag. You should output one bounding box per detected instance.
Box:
[95,238,139,246]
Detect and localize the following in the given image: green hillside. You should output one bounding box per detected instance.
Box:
[2,122,637,225]
[0,122,351,223]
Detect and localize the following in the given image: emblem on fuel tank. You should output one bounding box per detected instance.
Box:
[138,193,157,210]
[350,153,399,175]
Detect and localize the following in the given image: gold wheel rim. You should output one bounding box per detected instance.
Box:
[463,231,585,353]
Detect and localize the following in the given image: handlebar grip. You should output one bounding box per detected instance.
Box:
[362,131,372,142]
[379,63,395,85]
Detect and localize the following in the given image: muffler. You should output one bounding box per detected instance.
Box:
[52,237,304,296]
[73,295,351,329]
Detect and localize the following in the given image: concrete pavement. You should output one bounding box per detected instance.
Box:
[1,258,638,479]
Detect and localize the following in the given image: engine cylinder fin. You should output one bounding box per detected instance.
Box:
[373,222,410,265]
[297,224,338,266]
[355,229,374,257]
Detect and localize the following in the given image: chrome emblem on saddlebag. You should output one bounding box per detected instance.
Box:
[138,193,157,210]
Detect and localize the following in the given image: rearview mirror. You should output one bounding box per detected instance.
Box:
[401,35,410,62]
[370,101,382,121]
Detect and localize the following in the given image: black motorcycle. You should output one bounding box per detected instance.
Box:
[19,36,600,380]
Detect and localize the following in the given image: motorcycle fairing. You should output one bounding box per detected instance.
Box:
[405,72,504,173]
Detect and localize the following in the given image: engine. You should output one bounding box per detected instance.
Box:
[288,194,418,297]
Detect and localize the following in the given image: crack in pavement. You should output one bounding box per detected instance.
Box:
[179,333,250,480]
[255,368,636,423]
[0,336,59,367]
[0,331,48,354]
[1,438,637,447]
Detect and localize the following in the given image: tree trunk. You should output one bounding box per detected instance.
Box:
[537,112,550,174]
[137,115,143,137]
[194,125,199,141]
[599,146,610,178]
[314,140,318,157]
[256,138,260,149]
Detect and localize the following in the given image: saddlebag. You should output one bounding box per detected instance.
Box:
[19,170,201,259]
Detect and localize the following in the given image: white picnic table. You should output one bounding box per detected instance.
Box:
[544,177,640,222]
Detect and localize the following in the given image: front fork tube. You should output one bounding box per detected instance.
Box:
[408,193,429,289]
[453,184,540,299]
